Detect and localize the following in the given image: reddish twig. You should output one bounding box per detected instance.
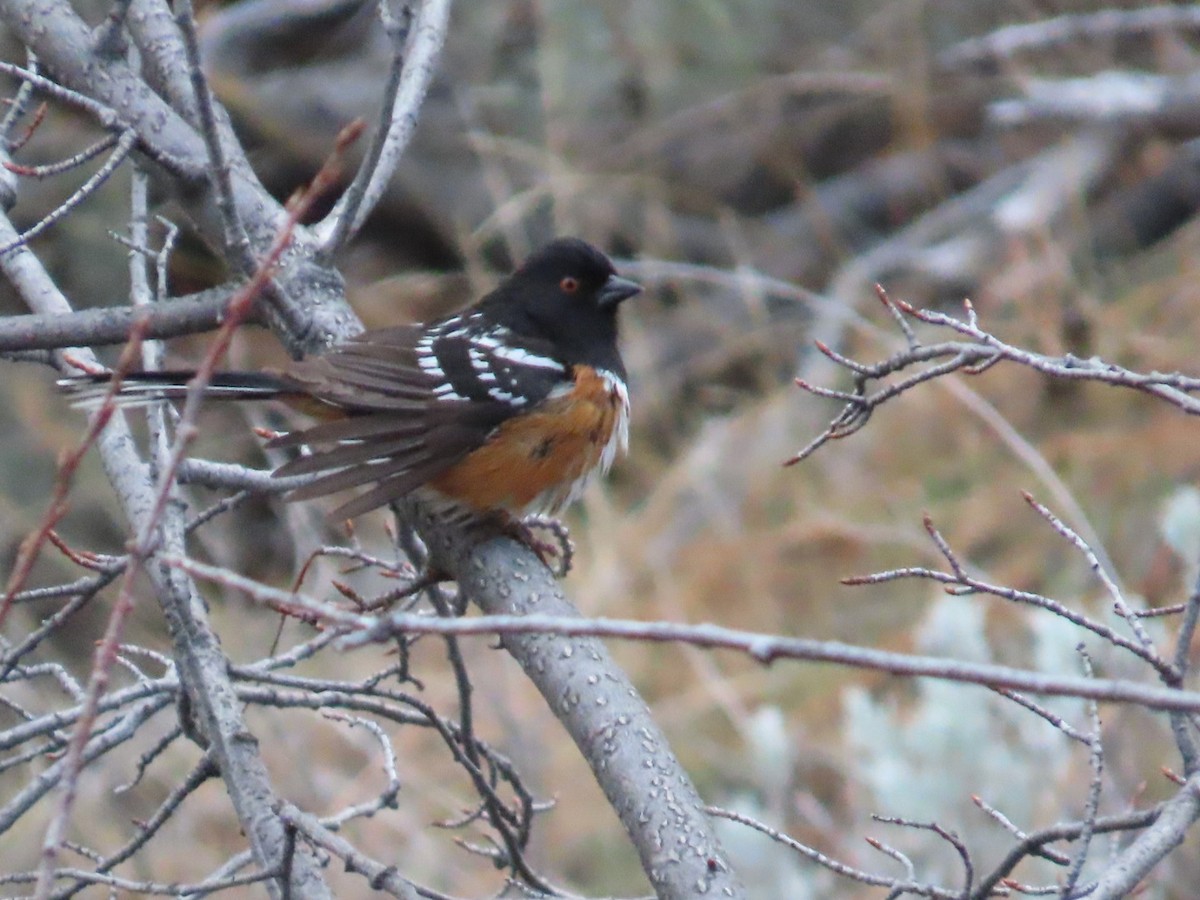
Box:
[4,133,117,178]
[45,530,110,572]
[6,100,46,152]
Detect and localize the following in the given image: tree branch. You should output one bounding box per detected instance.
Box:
[0,286,255,354]
[426,525,748,899]
[314,0,453,255]
[1088,774,1200,900]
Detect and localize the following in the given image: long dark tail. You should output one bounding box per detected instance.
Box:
[57,370,290,411]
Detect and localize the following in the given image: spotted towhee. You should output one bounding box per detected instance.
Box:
[60,238,642,522]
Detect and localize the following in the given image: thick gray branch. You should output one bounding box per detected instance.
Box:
[0,286,252,354]
[409,503,747,899]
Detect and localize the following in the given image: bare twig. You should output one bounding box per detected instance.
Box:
[1023,493,1164,668]
[793,293,1200,468]
[4,132,117,177]
[277,804,425,900]
[173,0,248,260]
[314,0,453,254]
[940,7,1200,70]
[1059,646,1104,899]
[167,553,1200,713]
[4,865,278,896]
[0,59,124,132]
[0,128,136,255]
[843,541,1174,683]
[710,805,958,898]
[873,816,974,897]
[0,50,38,140]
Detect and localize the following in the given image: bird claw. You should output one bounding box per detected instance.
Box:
[505,515,574,577]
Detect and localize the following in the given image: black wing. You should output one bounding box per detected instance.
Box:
[269,315,569,518]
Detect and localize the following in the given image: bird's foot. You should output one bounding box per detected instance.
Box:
[501,515,574,577]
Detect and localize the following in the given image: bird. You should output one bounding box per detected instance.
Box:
[59,238,642,525]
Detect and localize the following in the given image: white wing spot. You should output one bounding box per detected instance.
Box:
[487,385,526,406]
[433,382,465,400]
[491,345,564,372]
[471,332,503,351]
[417,349,444,378]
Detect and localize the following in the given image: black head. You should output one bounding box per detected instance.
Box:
[480,238,641,373]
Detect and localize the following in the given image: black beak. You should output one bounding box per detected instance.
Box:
[597,274,642,308]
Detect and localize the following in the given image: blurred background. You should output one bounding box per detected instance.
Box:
[5,0,1200,896]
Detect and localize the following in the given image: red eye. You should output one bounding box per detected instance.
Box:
[560,276,579,294]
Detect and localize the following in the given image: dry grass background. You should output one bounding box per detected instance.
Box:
[5,0,1200,896]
